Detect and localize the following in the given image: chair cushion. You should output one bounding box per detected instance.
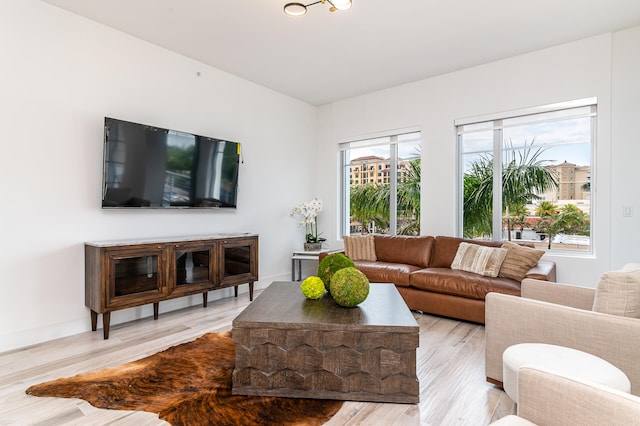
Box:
[592,263,640,318]
[499,241,545,281]
[451,242,507,278]
[502,343,631,404]
[344,235,377,261]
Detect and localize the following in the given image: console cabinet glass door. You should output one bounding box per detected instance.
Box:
[170,242,214,295]
[106,246,166,309]
[219,237,257,286]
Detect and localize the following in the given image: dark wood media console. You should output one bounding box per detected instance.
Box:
[85,234,258,339]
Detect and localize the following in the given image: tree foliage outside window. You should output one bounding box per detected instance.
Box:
[349,158,421,235]
[340,133,421,237]
[458,100,595,253]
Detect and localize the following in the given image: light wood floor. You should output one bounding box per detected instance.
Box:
[0,288,515,425]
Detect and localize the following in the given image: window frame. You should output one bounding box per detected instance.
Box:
[455,98,597,254]
[339,129,421,238]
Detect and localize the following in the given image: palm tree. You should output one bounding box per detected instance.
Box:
[535,201,559,218]
[533,203,589,248]
[553,204,590,236]
[504,202,529,240]
[397,159,421,235]
[463,154,494,238]
[350,183,388,233]
[463,140,558,239]
[532,201,559,248]
[533,217,555,249]
[349,158,421,235]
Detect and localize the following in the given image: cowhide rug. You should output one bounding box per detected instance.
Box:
[26,332,342,425]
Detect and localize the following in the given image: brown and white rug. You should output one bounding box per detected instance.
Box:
[26,331,342,425]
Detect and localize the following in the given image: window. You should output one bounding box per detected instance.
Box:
[457,99,596,253]
[340,131,421,236]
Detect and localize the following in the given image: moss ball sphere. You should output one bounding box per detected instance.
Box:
[300,276,326,300]
[330,267,370,307]
[317,253,355,292]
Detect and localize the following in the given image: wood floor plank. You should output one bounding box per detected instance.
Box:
[0,288,512,425]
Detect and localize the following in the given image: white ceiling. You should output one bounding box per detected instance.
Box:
[42,0,640,106]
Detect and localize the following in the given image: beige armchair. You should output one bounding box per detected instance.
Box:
[490,366,640,425]
[485,278,640,395]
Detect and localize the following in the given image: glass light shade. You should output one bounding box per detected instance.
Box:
[284,3,307,16]
[330,0,352,10]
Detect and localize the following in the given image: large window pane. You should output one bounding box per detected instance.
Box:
[459,101,595,253]
[340,132,421,236]
[461,130,494,239]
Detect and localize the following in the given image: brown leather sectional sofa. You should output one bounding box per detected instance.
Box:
[320,235,556,324]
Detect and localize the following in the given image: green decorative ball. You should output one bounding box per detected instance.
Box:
[300,276,326,300]
[330,267,370,307]
[317,253,355,292]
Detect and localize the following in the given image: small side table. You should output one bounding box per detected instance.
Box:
[291,249,340,281]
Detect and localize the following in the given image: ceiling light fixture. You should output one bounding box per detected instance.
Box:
[284,0,352,16]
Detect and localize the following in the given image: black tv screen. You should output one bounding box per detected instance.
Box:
[102,117,240,208]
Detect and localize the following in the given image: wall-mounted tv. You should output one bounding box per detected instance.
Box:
[102,117,240,209]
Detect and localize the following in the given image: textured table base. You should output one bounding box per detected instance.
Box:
[232,282,419,403]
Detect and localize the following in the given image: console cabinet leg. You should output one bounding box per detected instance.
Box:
[234,286,238,298]
[102,312,111,340]
[249,282,254,301]
[153,302,159,320]
[91,310,98,331]
[202,292,208,307]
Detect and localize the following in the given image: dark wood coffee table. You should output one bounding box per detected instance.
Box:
[232,281,419,403]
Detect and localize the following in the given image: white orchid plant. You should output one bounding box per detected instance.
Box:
[290,198,326,244]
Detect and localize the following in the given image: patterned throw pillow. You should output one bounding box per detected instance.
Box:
[450,242,507,278]
[498,241,545,281]
[343,235,377,261]
[592,264,640,318]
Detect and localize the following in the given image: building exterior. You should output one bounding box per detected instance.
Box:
[349,156,417,186]
[539,161,591,204]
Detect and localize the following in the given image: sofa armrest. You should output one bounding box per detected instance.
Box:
[521,278,596,310]
[523,260,556,282]
[516,367,640,425]
[485,292,640,395]
[318,250,345,261]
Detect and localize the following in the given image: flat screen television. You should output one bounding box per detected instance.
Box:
[102,117,240,208]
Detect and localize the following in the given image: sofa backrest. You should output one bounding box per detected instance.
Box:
[431,236,502,268]
[373,235,435,268]
[431,236,536,268]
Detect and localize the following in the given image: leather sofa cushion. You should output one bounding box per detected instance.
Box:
[373,235,435,268]
[431,236,502,268]
[409,267,521,300]
[354,260,421,286]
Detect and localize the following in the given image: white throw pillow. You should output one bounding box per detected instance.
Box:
[450,242,507,278]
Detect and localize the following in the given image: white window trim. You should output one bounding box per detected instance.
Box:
[339,128,421,238]
[456,98,596,255]
[455,97,597,127]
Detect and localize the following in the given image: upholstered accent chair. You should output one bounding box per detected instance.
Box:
[485,269,640,395]
[490,366,640,425]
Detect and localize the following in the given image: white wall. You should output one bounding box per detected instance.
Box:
[0,0,317,352]
[317,32,629,286]
[3,1,639,353]
[610,26,640,268]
